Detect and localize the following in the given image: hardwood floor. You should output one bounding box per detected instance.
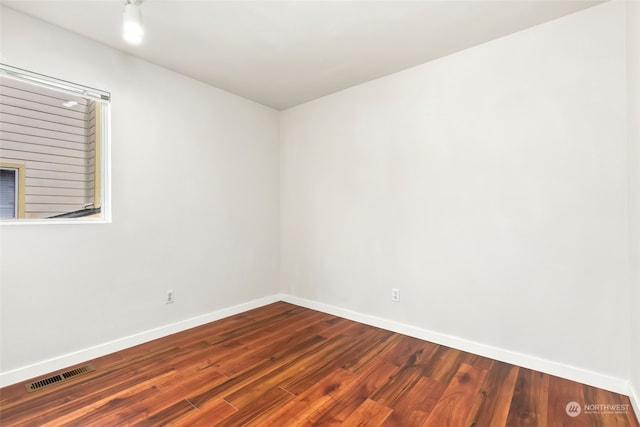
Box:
[0,302,638,426]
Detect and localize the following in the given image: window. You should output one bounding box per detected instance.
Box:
[0,164,25,219]
[0,168,18,219]
[0,64,110,222]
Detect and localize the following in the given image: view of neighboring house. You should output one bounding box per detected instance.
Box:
[0,76,100,219]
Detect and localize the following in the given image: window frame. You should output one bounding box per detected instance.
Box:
[0,64,111,224]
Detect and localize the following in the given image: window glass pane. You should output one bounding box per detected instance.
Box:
[0,168,17,219]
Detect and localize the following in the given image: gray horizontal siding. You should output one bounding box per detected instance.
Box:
[0,76,95,218]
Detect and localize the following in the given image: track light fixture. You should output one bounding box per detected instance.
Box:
[123,0,143,45]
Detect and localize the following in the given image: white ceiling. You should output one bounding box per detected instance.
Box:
[2,0,603,110]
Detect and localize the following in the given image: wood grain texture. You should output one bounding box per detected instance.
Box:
[467,361,519,427]
[422,362,487,426]
[0,302,638,426]
[506,367,550,427]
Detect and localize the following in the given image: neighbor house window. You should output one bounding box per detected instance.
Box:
[1,167,18,219]
[0,64,110,221]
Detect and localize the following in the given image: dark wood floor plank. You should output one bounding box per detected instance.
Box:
[220,311,335,362]
[209,308,331,376]
[319,316,360,339]
[280,327,395,396]
[225,324,390,410]
[202,304,309,347]
[161,398,237,427]
[506,367,550,427]
[466,360,519,427]
[223,333,359,408]
[186,334,326,409]
[306,360,400,426]
[370,340,439,407]
[130,398,196,426]
[216,385,294,426]
[1,302,638,426]
[381,334,427,367]
[123,364,229,425]
[421,345,467,384]
[341,398,393,426]
[40,374,166,427]
[547,375,589,427]
[422,362,488,426]
[381,375,446,426]
[463,351,495,371]
[587,384,639,426]
[260,367,356,425]
[582,385,627,427]
[342,332,405,374]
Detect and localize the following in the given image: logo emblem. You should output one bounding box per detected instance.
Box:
[565,401,581,417]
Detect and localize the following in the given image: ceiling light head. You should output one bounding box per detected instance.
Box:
[123,0,144,45]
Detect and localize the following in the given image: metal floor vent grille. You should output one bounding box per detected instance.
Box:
[26,365,95,393]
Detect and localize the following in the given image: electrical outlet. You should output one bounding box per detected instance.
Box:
[392,288,400,302]
[165,289,174,304]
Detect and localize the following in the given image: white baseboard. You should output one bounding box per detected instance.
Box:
[280,295,630,396]
[0,294,282,388]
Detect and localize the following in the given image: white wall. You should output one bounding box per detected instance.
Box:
[0,7,280,379]
[627,0,640,411]
[281,1,629,383]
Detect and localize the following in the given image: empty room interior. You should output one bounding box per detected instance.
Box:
[0,0,639,425]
